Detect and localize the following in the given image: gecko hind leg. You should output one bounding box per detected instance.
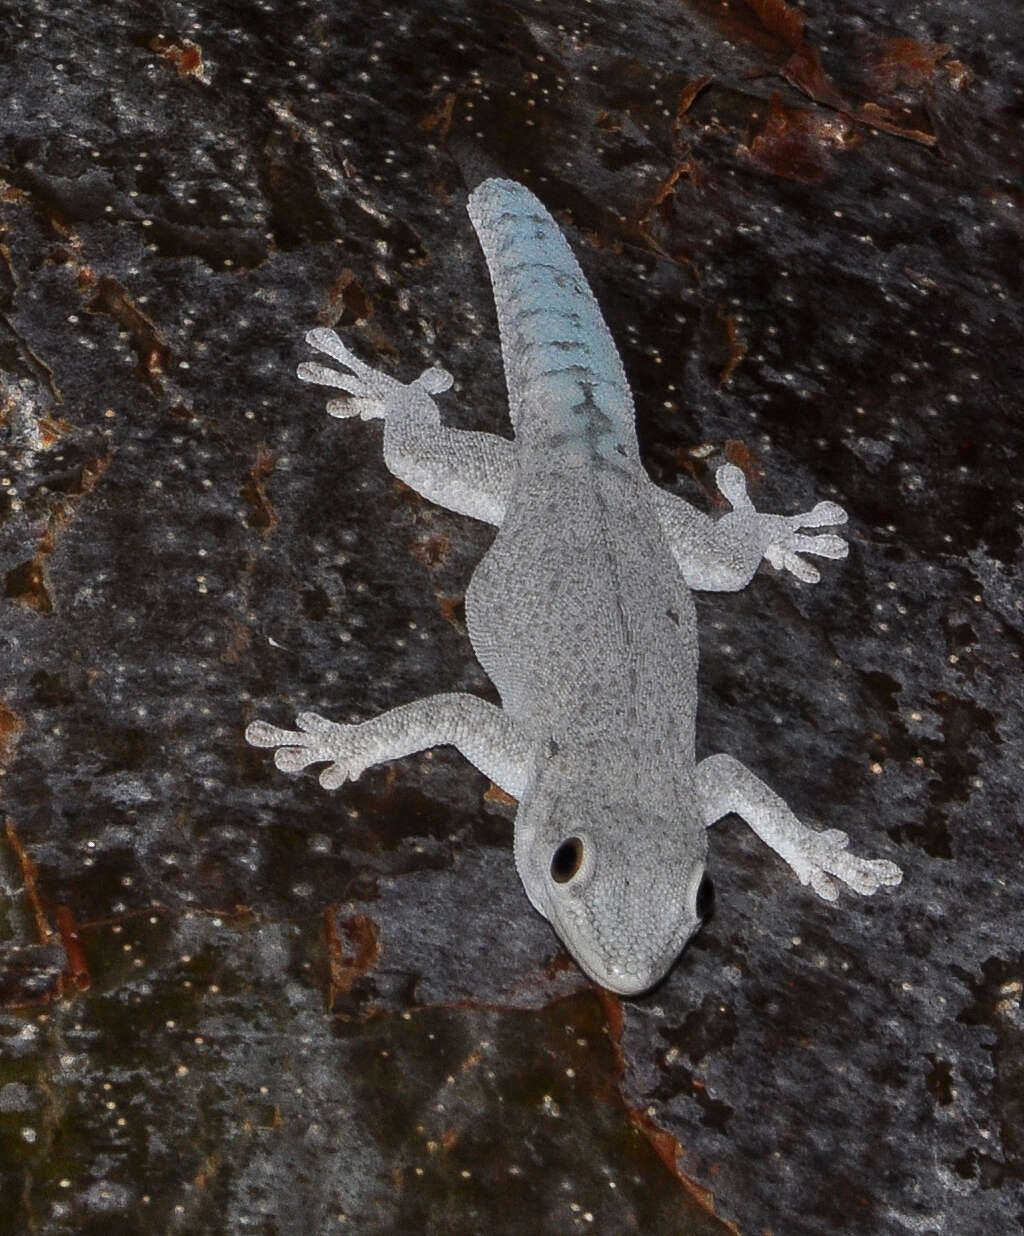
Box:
[298,328,516,526]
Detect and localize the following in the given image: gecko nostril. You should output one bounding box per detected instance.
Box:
[551,837,584,883]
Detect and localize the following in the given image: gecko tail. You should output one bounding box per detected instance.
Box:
[467,179,635,438]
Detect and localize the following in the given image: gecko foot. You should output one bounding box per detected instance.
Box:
[716,463,848,584]
[298,327,452,421]
[245,712,371,790]
[796,827,904,901]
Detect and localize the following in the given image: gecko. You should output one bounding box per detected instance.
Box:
[247,178,902,996]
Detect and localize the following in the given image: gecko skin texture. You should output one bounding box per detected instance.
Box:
[247,178,902,996]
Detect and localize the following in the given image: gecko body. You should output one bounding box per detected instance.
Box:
[247,179,901,995]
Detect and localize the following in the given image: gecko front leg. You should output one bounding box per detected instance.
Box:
[246,693,534,799]
[652,463,849,591]
[299,328,516,526]
[695,753,903,899]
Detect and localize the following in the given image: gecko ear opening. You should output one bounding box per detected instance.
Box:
[551,837,584,883]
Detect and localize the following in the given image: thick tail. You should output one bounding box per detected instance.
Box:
[466,179,634,438]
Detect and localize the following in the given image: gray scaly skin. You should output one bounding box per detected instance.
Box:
[247,179,902,996]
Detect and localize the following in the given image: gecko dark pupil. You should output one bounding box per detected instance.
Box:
[551,837,584,883]
[696,874,715,920]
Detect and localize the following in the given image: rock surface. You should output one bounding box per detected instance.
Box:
[1,1,1021,1233]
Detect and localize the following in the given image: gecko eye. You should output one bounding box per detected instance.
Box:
[695,874,715,920]
[551,837,584,883]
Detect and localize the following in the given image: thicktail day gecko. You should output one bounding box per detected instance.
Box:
[247,178,902,996]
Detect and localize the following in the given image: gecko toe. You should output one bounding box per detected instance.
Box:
[246,721,293,747]
[810,871,841,901]
[319,765,350,790]
[874,860,904,888]
[805,500,848,527]
[305,327,359,367]
[275,747,315,774]
[416,366,454,394]
[297,362,362,392]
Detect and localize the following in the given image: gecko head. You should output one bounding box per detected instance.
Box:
[514,781,713,996]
